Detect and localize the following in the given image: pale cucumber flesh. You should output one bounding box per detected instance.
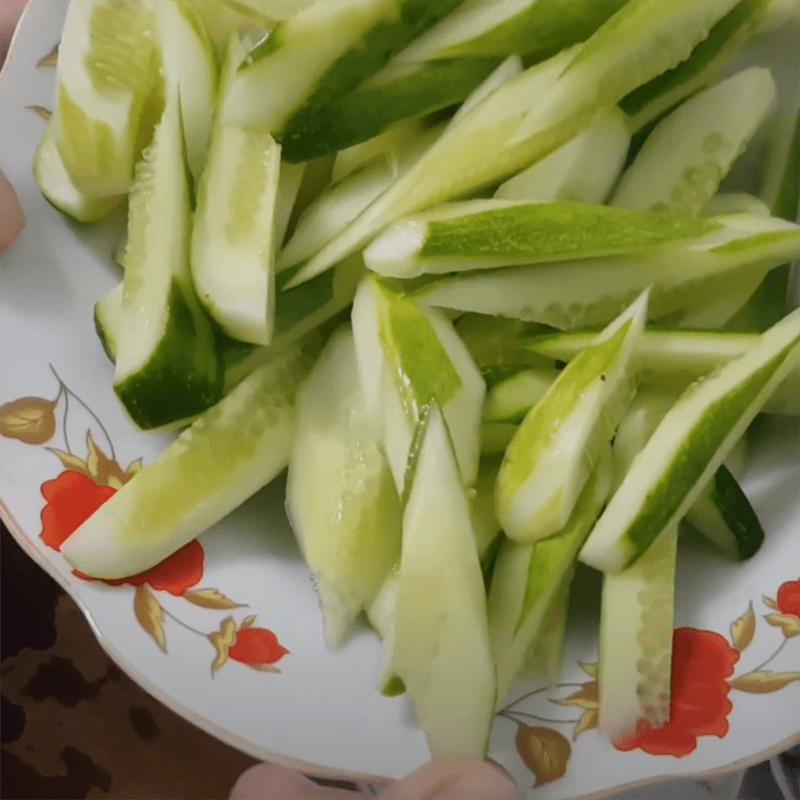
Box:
[61,340,319,578]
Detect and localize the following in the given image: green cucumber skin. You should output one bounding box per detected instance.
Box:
[619,338,799,564]
[418,202,718,262]
[439,0,629,60]
[274,268,335,334]
[114,280,224,430]
[279,0,465,160]
[686,464,765,560]
[280,58,498,162]
[619,0,769,127]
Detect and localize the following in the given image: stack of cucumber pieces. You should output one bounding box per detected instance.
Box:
[38,0,799,759]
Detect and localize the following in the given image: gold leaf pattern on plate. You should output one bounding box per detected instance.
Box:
[240,615,257,629]
[730,602,756,651]
[47,448,91,477]
[0,396,57,445]
[246,663,281,674]
[763,595,779,610]
[516,725,571,787]
[85,432,139,487]
[552,681,598,710]
[37,43,59,67]
[578,661,598,678]
[184,588,247,610]
[208,616,238,675]
[133,586,167,653]
[27,105,52,120]
[729,670,800,693]
[573,708,599,740]
[764,612,800,638]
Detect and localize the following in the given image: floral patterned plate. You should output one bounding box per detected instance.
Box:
[1,2,799,796]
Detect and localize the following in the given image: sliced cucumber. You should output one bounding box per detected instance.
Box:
[397,0,628,62]
[523,326,800,416]
[511,0,741,143]
[94,283,124,363]
[390,404,495,757]
[331,117,428,183]
[286,327,402,648]
[522,572,572,686]
[191,123,282,345]
[686,465,765,561]
[619,0,775,132]
[470,455,503,561]
[113,98,223,430]
[413,213,800,330]
[703,192,772,218]
[350,275,485,493]
[579,311,800,573]
[480,422,519,455]
[611,68,776,216]
[496,291,646,543]
[598,523,678,739]
[489,446,612,703]
[283,46,581,288]
[34,116,124,222]
[54,0,161,198]
[151,0,217,184]
[363,199,719,278]
[278,123,444,273]
[61,338,320,578]
[482,368,559,425]
[495,106,630,204]
[274,160,306,248]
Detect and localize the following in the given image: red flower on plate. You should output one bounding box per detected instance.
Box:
[40,470,204,596]
[777,579,800,619]
[229,627,289,667]
[614,628,739,757]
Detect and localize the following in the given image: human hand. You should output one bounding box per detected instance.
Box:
[0,0,27,256]
[230,758,521,800]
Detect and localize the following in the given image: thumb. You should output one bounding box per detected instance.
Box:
[229,763,364,800]
[379,758,521,800]
[1,166,25,256]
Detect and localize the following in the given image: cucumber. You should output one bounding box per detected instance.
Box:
[94,283,124,363]
[579,311,800,573]
[191,123,282,345]
[61,337,320,578]
[283,47,581,288]
[54,0,161,198]
[610,68,776,216]
[350,275,485,493]
[278,123,444,273]
[113,98,224,431]
[598,523,678,739]
[413,213,800,330]
[482,368,560,425]
[495,291,646,544]
[511,0,742,143]
[522,572,572,686]
[390,404,495,757]
[363,199,720,278]
[480,422,519,455]
[489,446,612,703]
[34,116,124,223]
[523,326,800,415]
[286,327,402,648]
[221,0,460,137]
[331,117,428,183]
[495,106,630,204]
[469,456,503,561]
[674,269,768,329]
[396,0,628,62]
[275,160,306,248]
[150,0,217,184]
[686,464,766,561]
[619,0,775,132]
[703,192,772,218]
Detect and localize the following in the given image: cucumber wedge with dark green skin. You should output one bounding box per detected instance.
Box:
[579,311,800,573]
[619,0,777,133]
[113,99,224,431]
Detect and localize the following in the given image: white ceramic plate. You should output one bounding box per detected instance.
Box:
[1,3,799,797]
